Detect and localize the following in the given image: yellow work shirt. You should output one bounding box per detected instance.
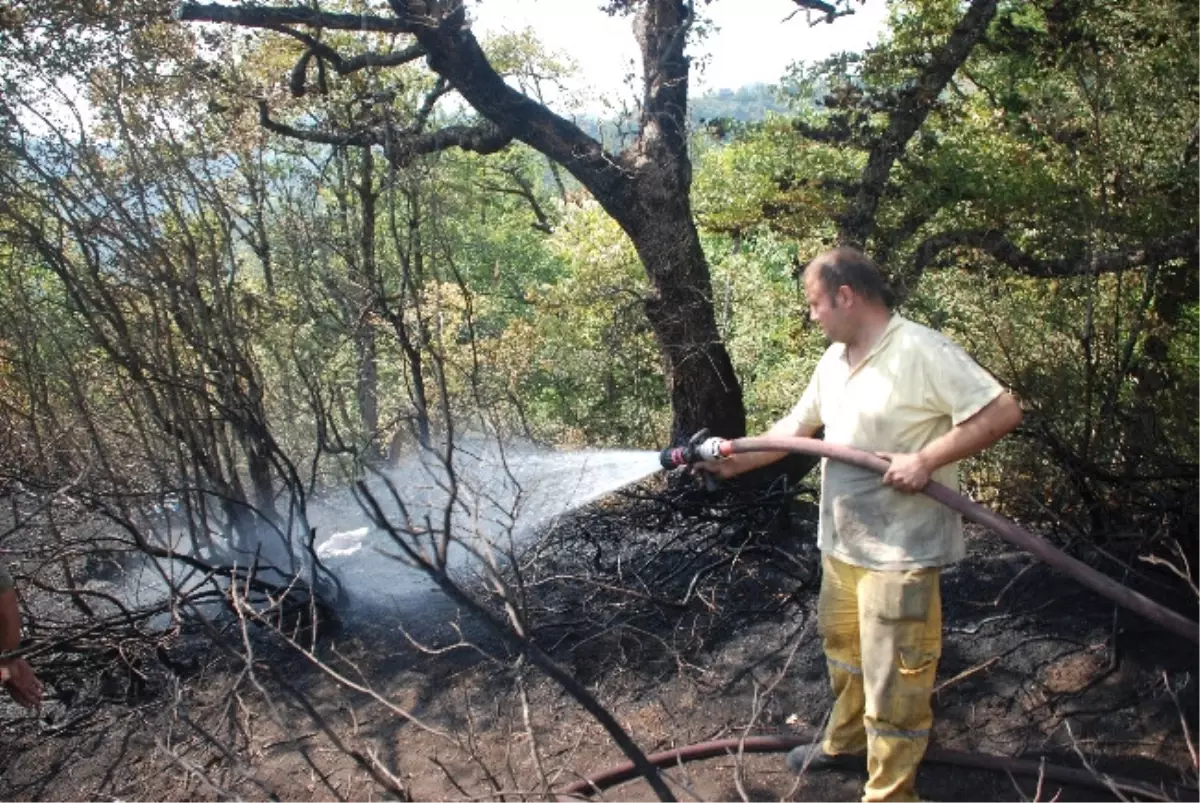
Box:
[786,314,1005,570]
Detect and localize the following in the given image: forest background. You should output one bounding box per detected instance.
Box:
[0,0,1195,800]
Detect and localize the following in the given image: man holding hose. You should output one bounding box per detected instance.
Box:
[697,247,1023,802]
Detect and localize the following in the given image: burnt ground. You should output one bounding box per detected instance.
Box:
[0,476,1196,802]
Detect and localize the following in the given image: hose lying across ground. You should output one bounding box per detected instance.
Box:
[561,436,1198,800]
[558,734,1198,801]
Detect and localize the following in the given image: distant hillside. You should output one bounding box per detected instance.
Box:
[688,83,791,123]
[573,83,793,148]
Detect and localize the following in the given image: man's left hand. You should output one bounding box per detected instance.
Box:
[876,452,932,493]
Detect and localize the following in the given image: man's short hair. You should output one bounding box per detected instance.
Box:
[806,247,896,309]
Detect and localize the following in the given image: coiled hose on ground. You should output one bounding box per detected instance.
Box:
[561,436,1198,800]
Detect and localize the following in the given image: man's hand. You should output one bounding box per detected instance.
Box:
[0,657,43,709]
[877,452,932,493]
[691,458,739,482]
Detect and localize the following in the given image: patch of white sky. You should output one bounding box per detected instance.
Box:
[468,0,891,115]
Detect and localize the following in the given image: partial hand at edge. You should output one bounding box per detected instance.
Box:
[1,657,44,709]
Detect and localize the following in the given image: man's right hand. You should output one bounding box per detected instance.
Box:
[1,657,44,709]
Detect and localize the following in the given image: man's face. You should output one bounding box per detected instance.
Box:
[804,271,849,342]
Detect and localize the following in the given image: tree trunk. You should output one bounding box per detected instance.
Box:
[357,146,381,459]
[177,0,749,440]
[603,0,746,441]
[626,180,746,441]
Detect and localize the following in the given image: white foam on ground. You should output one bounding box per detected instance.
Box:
[316,526,370,559]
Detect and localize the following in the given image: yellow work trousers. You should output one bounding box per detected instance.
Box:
[817,554,942,803]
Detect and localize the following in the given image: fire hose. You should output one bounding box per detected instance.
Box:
[562,434,1200,801]
[558,733,1197,800]
[660,433,1197,643]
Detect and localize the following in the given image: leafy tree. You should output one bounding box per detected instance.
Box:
[694,0,1198,561]
[173,0,869,441]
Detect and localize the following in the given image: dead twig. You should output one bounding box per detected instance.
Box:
[1139,540,1199,597]
[934,656,1000,695]
[1064,720,1131,802]
[1006,757,1062,802]
[1162,671,1198,773]
[732,620,811,800]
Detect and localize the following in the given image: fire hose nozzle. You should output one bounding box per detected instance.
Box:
[658,429,733,470]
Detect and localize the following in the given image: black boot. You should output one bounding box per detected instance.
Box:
[786,743,868,775]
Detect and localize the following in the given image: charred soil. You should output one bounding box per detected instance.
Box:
[0,477,1196,802]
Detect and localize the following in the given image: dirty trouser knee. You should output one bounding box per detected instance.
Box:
[817,555,868,757]
[816,556,942,803]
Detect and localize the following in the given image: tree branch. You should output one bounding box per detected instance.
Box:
[257,100,378,148]
[409,77,451,133]
[790,0,839,15]
[386,121,512,166]
[479,166,554,233]
[175,2,426,35]
[285,35,426,96]
[838,0,998,247]
[255,100,510,165]
[265,20,425,78]
[911,229,1198,281]
[340,43,426,73]
[180,0,636,216]
[408,5,638,217]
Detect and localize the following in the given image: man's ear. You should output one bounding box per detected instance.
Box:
[836,284,855,308]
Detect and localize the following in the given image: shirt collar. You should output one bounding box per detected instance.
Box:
[838,313,903,371]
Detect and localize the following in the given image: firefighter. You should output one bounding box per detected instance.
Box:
[697,247,1023,802]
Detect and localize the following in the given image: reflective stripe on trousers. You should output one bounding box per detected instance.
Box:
[817,554,942,803]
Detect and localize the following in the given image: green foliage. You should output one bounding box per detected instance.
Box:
[693,114,862,238]
[475,203,670,448]
[688,0,1198,547]
[1,0,1194,567]
[701,231,826,435]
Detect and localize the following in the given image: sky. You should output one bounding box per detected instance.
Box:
[469,0,891,111]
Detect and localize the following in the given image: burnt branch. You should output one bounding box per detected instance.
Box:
[789,0,840,15]
[407,1,637,215]
[338,43,425,73]
[784,0,859,24]
[385,121,512,166]
[839,0,998,247]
